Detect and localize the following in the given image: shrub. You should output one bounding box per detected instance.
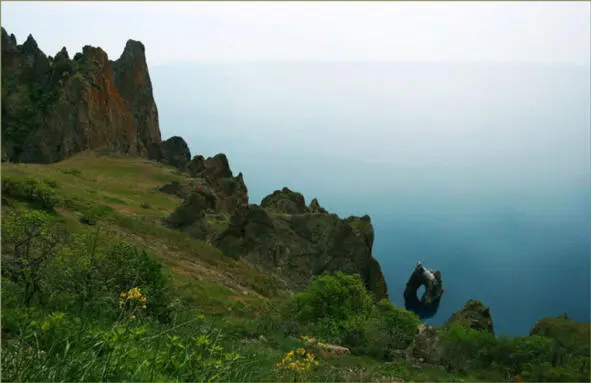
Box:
[438,323,497,373]
[281,272,420,360]
[1,208,171,322]
[1,176,58,211]
[47,232,172,322]
[289,272,375,324]
[502,335,556,375]
[353,300,420,359]
[284,272,375,344]
[1,208,68,306]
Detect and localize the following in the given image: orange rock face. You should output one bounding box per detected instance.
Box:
[1,28,161,163]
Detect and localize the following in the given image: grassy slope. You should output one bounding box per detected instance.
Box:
[0,151,483,382]
[2,152,277,313]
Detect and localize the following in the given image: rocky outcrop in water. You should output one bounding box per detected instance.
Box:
[404,262,444,319]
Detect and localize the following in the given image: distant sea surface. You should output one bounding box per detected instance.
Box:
[151,61,590,335]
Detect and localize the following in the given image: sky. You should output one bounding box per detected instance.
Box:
[1,1,590,66]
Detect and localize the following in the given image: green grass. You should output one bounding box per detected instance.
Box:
[1,151,281,300]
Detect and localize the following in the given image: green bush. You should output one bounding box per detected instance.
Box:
[1,208,67,306]
[492,334,589,382]
[46,232,172,322]
[501,335,556,375]
[1,208,172,322]
[284,272,375,344]
[290,272,374,324]
[1,176,58,211]
[280,272,420,360]
[437,323,590,382]
[438,323,497,373]
[352,300,420,359]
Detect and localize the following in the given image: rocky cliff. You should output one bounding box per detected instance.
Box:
[159,154,389,301]
[1,28,163,163]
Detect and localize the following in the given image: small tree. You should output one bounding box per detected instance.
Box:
[1,209,67,306]
[291,272,375,324]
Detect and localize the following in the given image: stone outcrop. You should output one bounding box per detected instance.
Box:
[148,136,191,172]
[188,153,234,180]
[162,153,249,240]
[309,198,328,214]
[214,203,388,300]
[1,28,161,163]
[161,157,389,300]
[261,187,308,214]
[304,337,351,359]
[405,324,442,364]
[158,180,193,200]
[445,299,495,335]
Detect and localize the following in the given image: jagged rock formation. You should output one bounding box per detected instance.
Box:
[309,198,328,214]
[148,136,192,172]
[261,187,308,214]
[162,163,388,300]
[445,299,495,335]
[188,153,235,180]
[215,199,388,300]
[162,153,249,239]
[1,28,161,163]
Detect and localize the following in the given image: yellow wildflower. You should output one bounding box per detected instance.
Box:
[277,347,319,373]
[119,287,147,305]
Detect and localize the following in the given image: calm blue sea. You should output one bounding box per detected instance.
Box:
[151,61,590,335]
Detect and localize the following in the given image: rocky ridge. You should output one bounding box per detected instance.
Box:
[159,155,389,301]
[0,28,184,165]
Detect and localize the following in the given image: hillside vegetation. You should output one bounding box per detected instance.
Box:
[1,151,589,382]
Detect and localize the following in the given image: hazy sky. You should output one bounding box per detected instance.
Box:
[1,1,589,65]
